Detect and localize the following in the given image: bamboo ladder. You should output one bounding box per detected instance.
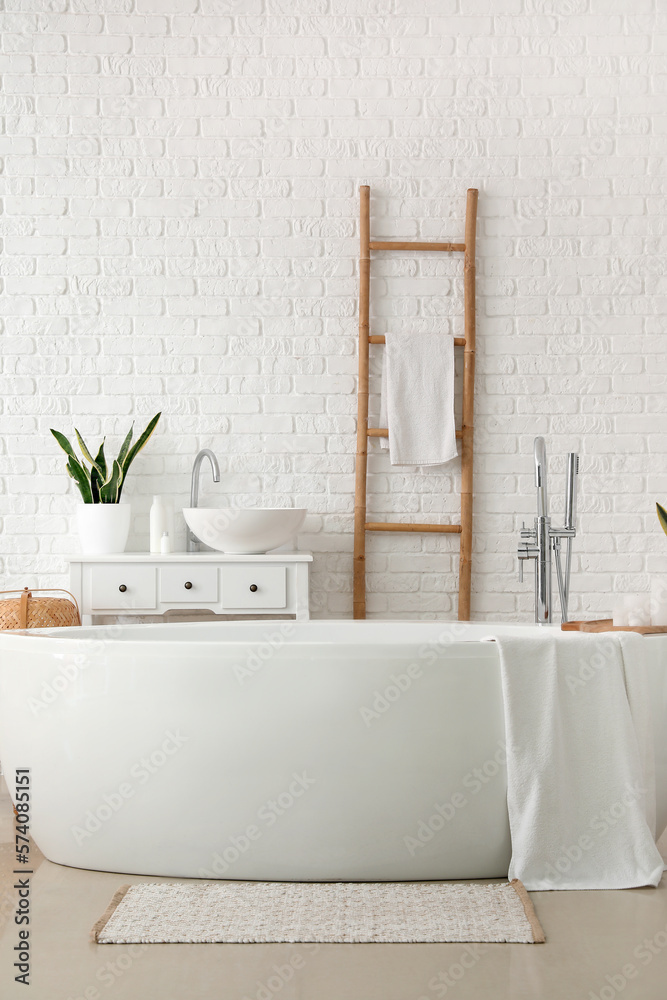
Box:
[353,186,478,621]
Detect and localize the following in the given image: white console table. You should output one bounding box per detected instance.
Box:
[68,552,312,625]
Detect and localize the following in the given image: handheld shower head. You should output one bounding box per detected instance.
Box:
[565,452,579,530]
[534,437,548,518]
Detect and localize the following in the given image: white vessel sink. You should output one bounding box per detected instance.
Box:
[183,507,307,555]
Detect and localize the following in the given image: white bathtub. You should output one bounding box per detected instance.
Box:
[0,620,665,881]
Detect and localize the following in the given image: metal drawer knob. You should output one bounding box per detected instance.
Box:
[249,584,258,593]
[184,581,193,590]
[118,584,127,593]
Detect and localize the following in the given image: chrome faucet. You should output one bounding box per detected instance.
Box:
[518,437,579,623]
[187,449,221,552]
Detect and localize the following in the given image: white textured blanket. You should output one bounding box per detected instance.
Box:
[492,631,664,890]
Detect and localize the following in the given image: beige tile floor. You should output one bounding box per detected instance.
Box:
[1,778,667,1000]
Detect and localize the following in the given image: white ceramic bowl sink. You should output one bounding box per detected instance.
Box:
[183,507,307,555]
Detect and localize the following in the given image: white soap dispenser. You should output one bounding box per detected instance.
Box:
[150,496,167,553]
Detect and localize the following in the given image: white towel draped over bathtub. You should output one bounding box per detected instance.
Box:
[379,332,457,467]
[491,631,664,891]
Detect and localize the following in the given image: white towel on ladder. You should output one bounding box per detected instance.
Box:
[379,332,457,467]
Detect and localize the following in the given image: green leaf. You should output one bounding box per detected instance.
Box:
[50,428,78,462]
[90,463,102,503]
[65,453,88,484]
[100,459,122,504]
[75,428,105,477]
[116,426,133,469]
[121,412,161,479]
[94,439,107,481]
[66,457,93,504]
[657,503,667,538]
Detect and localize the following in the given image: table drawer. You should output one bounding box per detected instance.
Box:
[159,565,218,603]
[90,565,156,611]
[221,565,287,610]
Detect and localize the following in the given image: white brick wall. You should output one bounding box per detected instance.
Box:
[0,1,665,621]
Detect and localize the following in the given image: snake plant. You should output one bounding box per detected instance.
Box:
[50,413,161,503]
[658,503,667,538]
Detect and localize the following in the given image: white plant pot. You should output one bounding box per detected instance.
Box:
[76,503,131,555]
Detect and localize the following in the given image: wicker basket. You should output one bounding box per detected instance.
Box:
[0,587,81,630]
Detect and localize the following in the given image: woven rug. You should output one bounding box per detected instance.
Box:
[91,879,545,945]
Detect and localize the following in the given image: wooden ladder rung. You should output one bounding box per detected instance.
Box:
[369,336,466,346]
[368,428,463,440]
[365,522,462,534]
[368,241,465,253]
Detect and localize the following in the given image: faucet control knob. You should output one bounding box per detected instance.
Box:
[517,543,539,584]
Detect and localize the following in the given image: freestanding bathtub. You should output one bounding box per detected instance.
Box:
[0,620,665,881]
